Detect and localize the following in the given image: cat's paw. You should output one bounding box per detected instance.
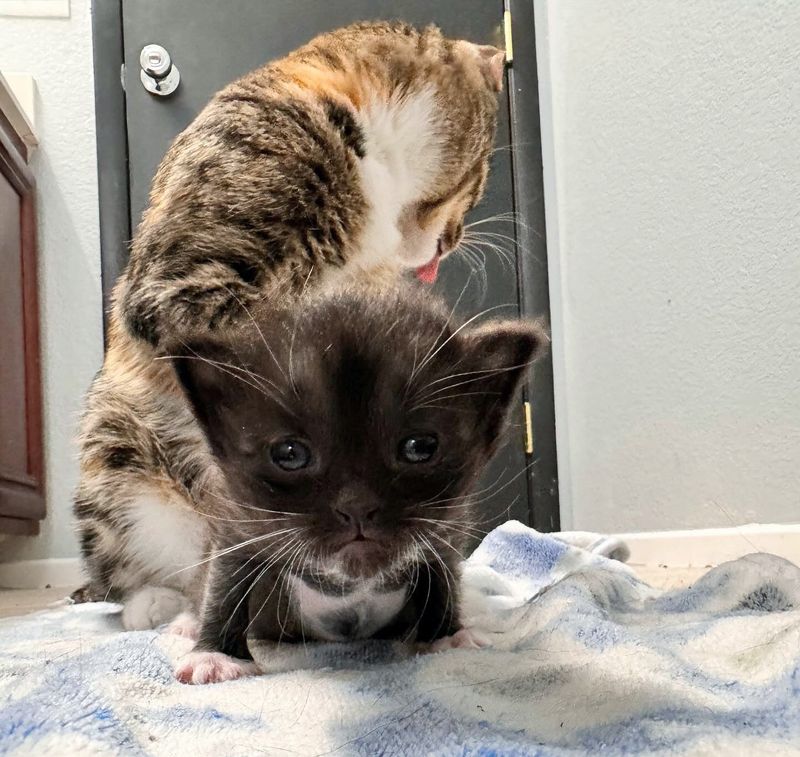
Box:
[164,611,200,640]
[429,628,491,653]
[175,651,260,685]
[121,586,190,631]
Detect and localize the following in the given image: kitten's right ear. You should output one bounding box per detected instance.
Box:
[461,319,549,446]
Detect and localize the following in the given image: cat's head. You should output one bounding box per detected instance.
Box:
[303,22,505,283]
[395,36,505,282]
[398,38,505,282]
[171,285,546,580]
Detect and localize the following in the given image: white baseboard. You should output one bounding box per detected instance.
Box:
[0,558,84,589]
[620,523,800,568]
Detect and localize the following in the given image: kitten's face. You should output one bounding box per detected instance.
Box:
[174,286,543,580]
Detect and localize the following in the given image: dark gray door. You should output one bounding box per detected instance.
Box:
[117,0,532,536]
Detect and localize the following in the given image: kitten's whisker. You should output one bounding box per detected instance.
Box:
[244,538,303,638]
[401,547,422,643]
[284,266,315,400]
[425,529,464,558]
[417,532,455,638]
[411,517,486,540]
[221,284,289,380]
[272,542,306,644]
[410,303,517,383]
[412,360,539,399]
[223,535,299,636]
[412,390,501,410]
[164,353,281,405]
[408,534,434,643]
[196,484,297,517]
[417,468,510,509]
[417,483,455,508]
[192,510,293,525]
[230,528,301,580]
[457,462,538,510]
[411,359,539,406]
[405,274,473,396]
[164,532,276,578]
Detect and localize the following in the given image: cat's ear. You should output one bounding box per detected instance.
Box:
[457,42,506,92]
[461,319,549,441]
[476,45,506,92]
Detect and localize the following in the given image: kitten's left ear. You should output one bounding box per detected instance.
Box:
[462,319,549,441]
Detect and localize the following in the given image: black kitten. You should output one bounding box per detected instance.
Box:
[171,284,545,684]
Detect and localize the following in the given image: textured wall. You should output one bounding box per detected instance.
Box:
[537,0,800,531]
[0,3,103,560]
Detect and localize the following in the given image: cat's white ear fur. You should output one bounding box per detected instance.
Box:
[458,42,507,92]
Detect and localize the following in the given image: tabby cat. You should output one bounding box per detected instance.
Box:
[74,21,505,630]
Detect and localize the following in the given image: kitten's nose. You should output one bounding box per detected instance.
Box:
[333,502,379,531]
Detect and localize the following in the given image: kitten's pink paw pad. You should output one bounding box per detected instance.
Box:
[430,628,491,653]
[175,651,260,685]
[165,612,200,640]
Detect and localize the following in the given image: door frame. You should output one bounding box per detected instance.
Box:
[90,0,560,532]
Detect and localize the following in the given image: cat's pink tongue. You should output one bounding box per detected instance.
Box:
[415,256,440,284]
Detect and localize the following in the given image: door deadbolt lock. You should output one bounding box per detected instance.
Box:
[139,44,180,96]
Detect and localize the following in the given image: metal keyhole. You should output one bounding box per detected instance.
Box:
[140,44,180,96]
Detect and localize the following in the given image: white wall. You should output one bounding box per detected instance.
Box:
[537,0,800,533]
[0,2,104,561]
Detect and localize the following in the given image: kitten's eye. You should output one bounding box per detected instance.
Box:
[398,434,439,464]
[270,440,311,471]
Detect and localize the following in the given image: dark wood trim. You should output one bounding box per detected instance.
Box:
[0,478,44,520]
[0,107,28,164]
[0,515,39,537]
[0,110,34,192]
[507,0,560,531]
[0,466,37,488]
[20,170,44,506]
[0,101,45,532]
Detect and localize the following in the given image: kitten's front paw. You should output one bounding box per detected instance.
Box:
[122,586,189,631]
[165,612,200,640]
[429,628,491,653]
[175,651,260,685]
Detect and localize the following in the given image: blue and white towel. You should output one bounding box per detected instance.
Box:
[1,521,798,756]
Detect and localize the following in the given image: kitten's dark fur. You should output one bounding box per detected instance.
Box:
[171,284,545,674]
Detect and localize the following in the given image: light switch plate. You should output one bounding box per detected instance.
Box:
[0,0,69,18]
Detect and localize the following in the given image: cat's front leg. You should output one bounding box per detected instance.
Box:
[427,627,491,652]
[175,555,260,684]
[410,558,462,644]
[407,558,491,653]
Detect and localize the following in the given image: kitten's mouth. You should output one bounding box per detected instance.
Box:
[334,534,388,574]
[415,240,443,284]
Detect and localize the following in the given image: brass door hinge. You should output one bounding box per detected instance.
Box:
[503,10,513,64]
[523,401,533,455]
